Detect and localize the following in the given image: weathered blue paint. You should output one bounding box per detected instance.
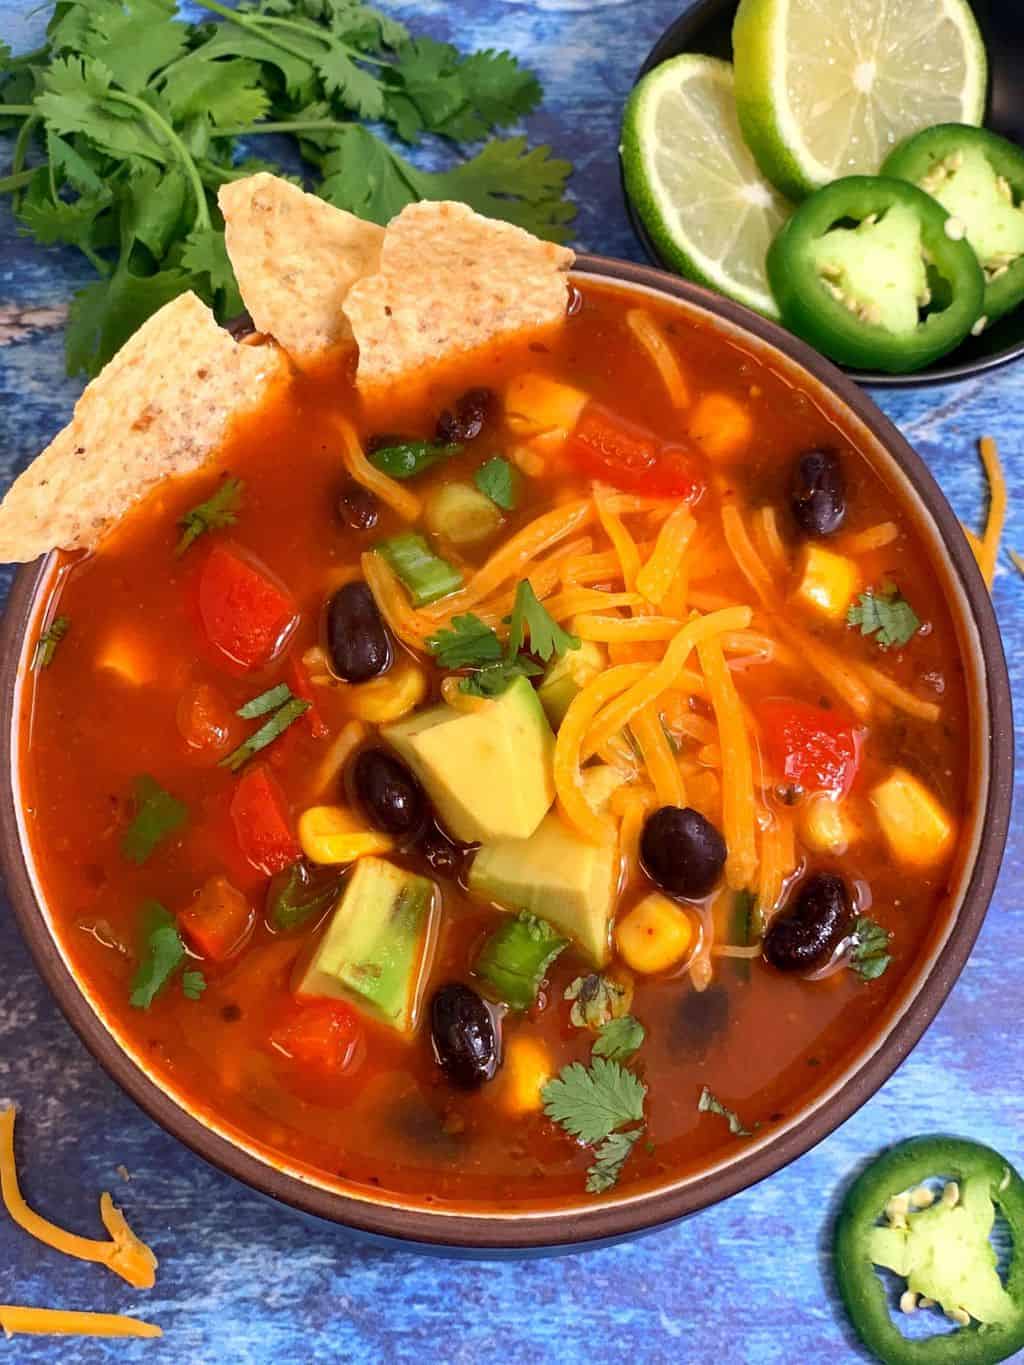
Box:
[0,2,1020,1361]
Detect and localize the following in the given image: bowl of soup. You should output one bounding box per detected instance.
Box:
[0,237,1012,1250]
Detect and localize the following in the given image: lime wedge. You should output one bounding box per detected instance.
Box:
[621,55,791,319]
[733,0,988,200]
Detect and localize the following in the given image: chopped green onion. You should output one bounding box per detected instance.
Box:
[237,682,292,719]
[376,534,464,606]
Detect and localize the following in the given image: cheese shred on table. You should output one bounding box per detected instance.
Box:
[962,435,1006,588]
[0,1306,161,1340]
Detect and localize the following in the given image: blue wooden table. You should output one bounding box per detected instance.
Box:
[0,2,1020,1360]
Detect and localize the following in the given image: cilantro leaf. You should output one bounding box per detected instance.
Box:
[182,969,207,1001]
[368,439,461,481]
[220,696,310,772]
[586,1128,644,1194]
[592,1016,645,1062]
[179,225,244,317]
[506,580,580,663]
[237,682,292,719]
[121,774,188,865]
[564,974,632,1031]
[268,861,344,932]
[16,169,111,251]
[160,54,271,128]
[129,900,186,1008]
[175,475,244,556]
[83,0,190,95]
[65,267,194,379]
[459,657,542,698]
[425,615,504,670]
[474,456,518,511]
[383,39,541,144]
[847,584,921,650]
[697,1085,754,1137]
[542,1057,646,1146]
[850,914,892,981]
[32,615,70,670]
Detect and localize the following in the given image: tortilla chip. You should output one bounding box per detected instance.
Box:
[219,173,384,364]
[343,201,575,391]
[0,292,287,562]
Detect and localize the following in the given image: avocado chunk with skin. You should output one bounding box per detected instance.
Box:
[297,856,437,1035]
[469,812,620,966]
[808,202,928,333]
[538,640,606,727]
[382,675,555,844]
[868,1176,1016,1325]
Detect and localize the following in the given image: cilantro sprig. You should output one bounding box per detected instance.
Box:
[697,1086,755,1137]
[847,584,921,650]
[31,614,69,669]
[175,476,243,557]
[850,914,892,981]
[474,456,519,511]
[121,775,188,866]
[129,901,185,1009]
[220,687,309,772]
[0,2,574,377]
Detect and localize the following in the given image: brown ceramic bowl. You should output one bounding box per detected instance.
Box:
[0,256,1013,1252]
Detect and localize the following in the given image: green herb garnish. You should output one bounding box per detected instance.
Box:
[850,914,892,981]
[459,657,543,698]
[182,969,207,1001]
[564,974,631,1031]
[474,456,519,511]
[425,614,505,669]
[474,911,567,1010]
[267,861,344,932]
[368,440,461,480]
[130,901,186,1009]
[592,1015,645,1062]
[237,682,292,719]
[175,477,243,557]
[220,696,309,772]
[31,615,70,670]
[730,889,761,983]
[697,1085,754,1137]
[120,775,188,866]
[586,1128,645,1194]
[0,7,572,379]
[506,580,580,662]
[847,584,921,649]
[543,1057,646,1193]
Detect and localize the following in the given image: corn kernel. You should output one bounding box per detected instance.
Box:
[505,373,588,452]
[95,631,156,686]
[615,893,694,975]
[349,661,428,723]
[793,544,860,621]
[502,1035,552,1114]
[688,392,753,462]
[800,793,862,855]
[870,768,955,868]
[298,805,394,865]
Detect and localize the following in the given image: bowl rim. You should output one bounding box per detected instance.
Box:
[622,0,1024,388]
[0,253,1013,1251]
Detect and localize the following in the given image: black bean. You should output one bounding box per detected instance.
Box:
[419,825,461,877]
[791,448,846,536]
[763,872,852,973]
[640,806,727,900]
[673,984,729,1055]
[326,581,393,684]
[352,747,427,838]
[337,480,380,532]
[435,388,496,444]
[431,983,500,1089]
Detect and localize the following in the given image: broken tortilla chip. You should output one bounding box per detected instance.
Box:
[0,292,287,563]
[220,173,384,364]
[343,200,575,391]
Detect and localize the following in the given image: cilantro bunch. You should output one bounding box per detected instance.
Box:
[0,0,575,377]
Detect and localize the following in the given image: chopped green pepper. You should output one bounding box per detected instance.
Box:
[835,1136,1024,1364]
[475,912,568,1009]
[767,176,985,373]
[376,533,464,606]
[883,124,1024,325]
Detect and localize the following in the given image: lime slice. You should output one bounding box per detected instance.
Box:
[733,0,988,200]
[621,55,791,319]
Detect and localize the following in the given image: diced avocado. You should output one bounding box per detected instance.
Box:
[537,640,605,727]
[297,857,436,1035]
[868,1176,1016,1326]
[468,812,620,966]
[808,202,929,333]
[382,675,554,844]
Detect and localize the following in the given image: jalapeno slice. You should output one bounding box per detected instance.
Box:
[883,123,1024,326]
[835,1136,1024,1365]
[766,176,985,373]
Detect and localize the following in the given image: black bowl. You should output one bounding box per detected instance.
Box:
[623,0,1024,386]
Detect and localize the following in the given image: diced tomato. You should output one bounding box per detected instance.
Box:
[229,763,301,874]
[757,699,864,797]
[565,403,706,499]
[271,999,363,1074]
[287,657,328,739]
[179,874,255,961]
[176,681,236,756]
[198,543,298,670]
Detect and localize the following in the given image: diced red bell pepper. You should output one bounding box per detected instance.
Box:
[179,874,255,961]
[565,403,706,499]
[757,699,863,797]
[198,543,298,670]
[287,657,328,739]
[229,763,301,874]
[271,999,362,1074]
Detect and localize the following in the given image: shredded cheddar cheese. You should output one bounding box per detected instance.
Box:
[0,1306,161,1340]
